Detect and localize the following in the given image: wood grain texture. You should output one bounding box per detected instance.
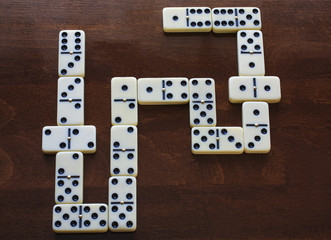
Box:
[0,0,330,239]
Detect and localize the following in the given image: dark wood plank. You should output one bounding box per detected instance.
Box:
[0,0,330,239]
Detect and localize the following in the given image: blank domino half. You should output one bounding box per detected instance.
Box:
[58,30,85,77]
[237,30,265,76]
[242,101,271,153]
[212,7,262,33]
[109,176,137,232]
[229,76,281,103]
[110,125,138,177]
[138,77,189,104]
[191,127,244,154]
[111,77,138,126]
[52,204,108,233]
[163,7,212,32]
[55,152,83,204]
[42,125,96,154]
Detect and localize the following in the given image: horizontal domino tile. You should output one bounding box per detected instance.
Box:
[53,204,108,233]
[191,127,244,154]
[163,7,212,32]
[42,125,96,154]
[212,7,262,33]
[138,77,189,105]
[229,76,281,103]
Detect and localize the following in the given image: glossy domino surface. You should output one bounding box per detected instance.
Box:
[110,125,138,177]
[191,127,244,154]
[109,176,137,232]
[138,77,189,104]
[42,125,96,154]
[53,204,108,233]
[58,30,85,77]
[229,76,281,103]
[212,7,262,33]
[163,7,212,32]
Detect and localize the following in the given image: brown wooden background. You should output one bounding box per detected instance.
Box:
[0,0,330,239]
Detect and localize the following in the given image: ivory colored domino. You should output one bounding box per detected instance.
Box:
[189,78,217,127]
[58,30,85,77]
[212,7,261,33]
[111,77,138,126]
[53,204,108,233]
[42,125,96,154]
[242,101,270,153]
[163,7,212,32]
[109,176,137,232]
[138,77,189,104]
[110,125,138,177]
[191,127,244,154]
[237,30,265,76]
[229,76,281,103]
[57,77,84,125]
[55,152,83,204]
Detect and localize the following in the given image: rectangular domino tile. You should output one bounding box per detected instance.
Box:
[57,77,84,125]
[110,126,138,177]
[237,30,265,76]
[58,30,85,77]
[163,7,212,32]
[191,127,244,154]
[55,152,83,204]
[138,77,189,104]
[189,78,217,127]
[53,204,108,233]
[42,125,96,154]
[212,7,262,33]
[229,76,281,103]
[109,176,137,232]
[242,101,270,153]
[111,77,138,126]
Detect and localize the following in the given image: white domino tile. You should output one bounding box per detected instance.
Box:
[189,78,217,127]
[163,7,212,32]
[242,101,271,153]
[42,125,96,154]
[237,30,265,76]
[55,152,83,204]
[111,77,138,126]
[229,76,281,103]
[212,7,262,33]
[191,127,244,154]
[57,77,84,125]
[109,176,137,232]
[58,30,85,77]
[53,204,108,233]
[138,77,189,104]
[110,125,138,177]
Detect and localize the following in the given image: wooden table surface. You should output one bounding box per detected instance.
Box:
[0,0,330,239]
